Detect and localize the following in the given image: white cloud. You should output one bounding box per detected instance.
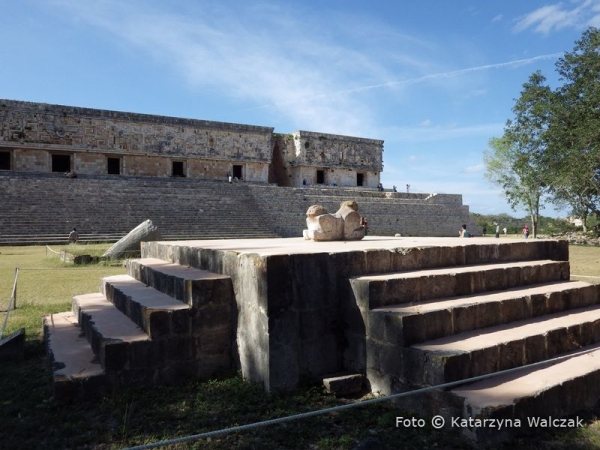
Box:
[47,0,564,139]
[463,163,485,173]
[387,122,504,143]
[492,14,504,23]
[420,119,432,127]
[514,0,597,34]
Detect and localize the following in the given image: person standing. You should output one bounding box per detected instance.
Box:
[68,228,78,243]
[523,225,530,239]
[227,171,232,184]
[495,224,500,238]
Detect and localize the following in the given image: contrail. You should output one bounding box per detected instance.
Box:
[339,53,563,94]
[243,52,562,111]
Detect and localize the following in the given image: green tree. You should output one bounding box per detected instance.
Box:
[545,28,600,232]
[484,72,552,238]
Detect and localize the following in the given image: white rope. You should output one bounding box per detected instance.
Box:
[45,245,61,255]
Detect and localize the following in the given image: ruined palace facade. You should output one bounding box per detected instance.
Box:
[0,100,382,188]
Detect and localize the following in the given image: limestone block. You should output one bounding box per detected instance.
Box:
[103,219,161,258]
[323,374,364,396]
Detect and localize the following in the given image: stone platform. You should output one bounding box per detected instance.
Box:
[45,236,600,444]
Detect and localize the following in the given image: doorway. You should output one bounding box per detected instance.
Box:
[52,154,71,173]
[233,164,243,180]
[0,151,10,170]
[316,170,325,184]
[107,157,121,175]
[172,161,185,177]
[357,173,364,187]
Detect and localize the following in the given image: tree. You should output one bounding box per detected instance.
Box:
[484,72,552,238]
[544,28,600,232]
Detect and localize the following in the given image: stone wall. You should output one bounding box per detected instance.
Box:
[0,100,384,187]
[0,100,273,181]
[272,132,382,188]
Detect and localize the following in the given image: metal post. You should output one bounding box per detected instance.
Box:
[13,268,17,310]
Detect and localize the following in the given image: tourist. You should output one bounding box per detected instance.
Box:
[495,224,500,238]
[227,171,232,184]
[523,225,530,239]
[482,226,487,236]
[361,217,369,235]
[459,224,471,238]
[392,185,397,192]
[68,228,78,243]
[503,227,507,236]
[302,179,307,189]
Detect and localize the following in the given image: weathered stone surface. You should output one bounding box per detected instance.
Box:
[103,220,161,258]
[303,201,365,241]
[322,373,364,396]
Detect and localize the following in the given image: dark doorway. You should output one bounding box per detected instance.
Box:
[0,151,10,170]
[233,164,243,180]
[172,161,185,177]
[316,170,325,184]
[107,157,121,175]
[52,154,71,173]
[357,173,364,186]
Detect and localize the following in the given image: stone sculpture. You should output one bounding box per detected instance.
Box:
[103,219,161,258]
[303,200,366,241]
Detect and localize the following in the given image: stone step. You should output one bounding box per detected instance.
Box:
[72,293,169,372]
[126,257,233,308]
[352,260,570,309]
[449,341,600,445]
[369,281,599,346]
[405,303,600,386]
[101,274,191,339]
[43,311,107,402]
[125,258,233,361]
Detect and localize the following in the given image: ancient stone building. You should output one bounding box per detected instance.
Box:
[0,100,382,188]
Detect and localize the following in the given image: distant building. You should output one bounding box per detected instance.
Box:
[0,100,382,188]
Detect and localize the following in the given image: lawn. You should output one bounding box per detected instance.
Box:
[2,243,600,449]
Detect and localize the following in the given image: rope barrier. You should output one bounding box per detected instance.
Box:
[123,345,600,450]
[45,245,61,256]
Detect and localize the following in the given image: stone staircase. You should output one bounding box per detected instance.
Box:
[0,172,476,244]
[43,235,600,444]
[0,172,280,244]
[247,184,474,237]
[356,254,600,444]
[44,257,234,401]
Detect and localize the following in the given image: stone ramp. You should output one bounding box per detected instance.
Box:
[45,261,235,401]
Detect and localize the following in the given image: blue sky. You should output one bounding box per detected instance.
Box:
[2,0,599,217]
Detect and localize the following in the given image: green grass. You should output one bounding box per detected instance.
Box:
[2,244,600,449]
